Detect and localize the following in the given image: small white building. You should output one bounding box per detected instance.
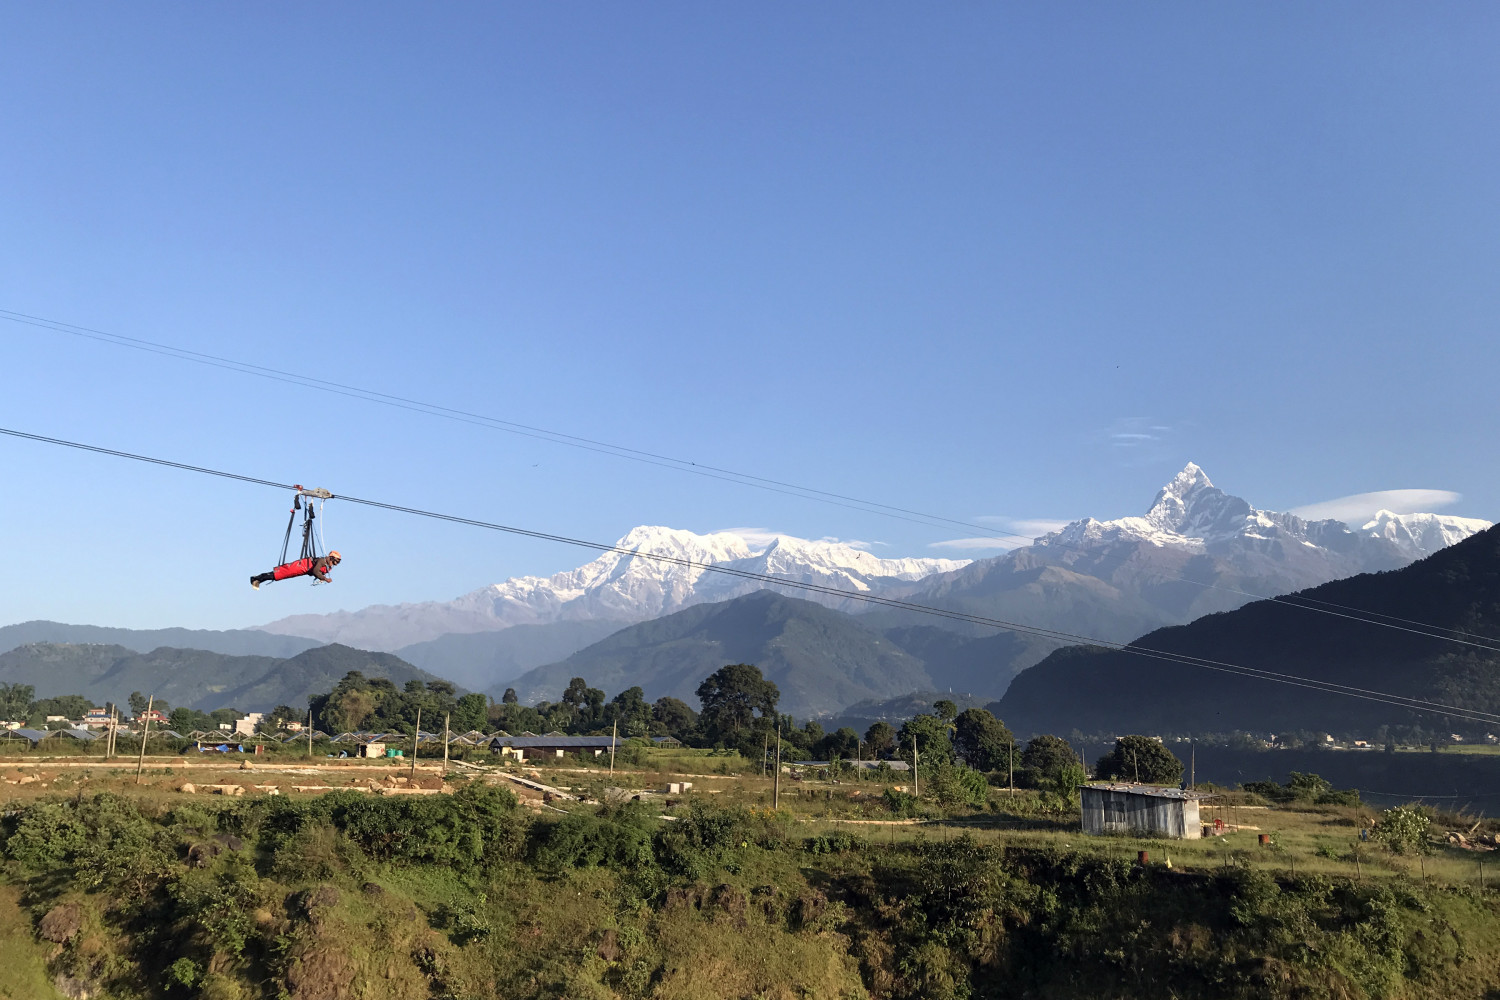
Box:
[234,712,266,736]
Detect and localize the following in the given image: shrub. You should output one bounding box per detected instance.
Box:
[1372,805,1430,854]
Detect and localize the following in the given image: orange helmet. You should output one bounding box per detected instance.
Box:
[328,550,342,563]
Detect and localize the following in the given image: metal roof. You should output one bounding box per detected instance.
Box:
[1081,782,1217,801]
[488,736,622,749]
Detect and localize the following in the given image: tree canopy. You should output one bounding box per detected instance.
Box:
[950,708,1014,773]
[695,664,779,743]
[1093,735,1184,785]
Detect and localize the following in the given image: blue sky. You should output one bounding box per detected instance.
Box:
[2,4,1498,629]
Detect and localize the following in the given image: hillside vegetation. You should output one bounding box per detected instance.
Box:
[999,525,1500,737]
[3,787,1499,1000]
[0,643,445,714]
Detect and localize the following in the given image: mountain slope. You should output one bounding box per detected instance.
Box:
[394,620,626,690]
[257,527,968,650]
[995,523,1500,737]
[506,590,934,718]
[870,465,1490,686]
[0,621,321,659]
[0,642,444,713]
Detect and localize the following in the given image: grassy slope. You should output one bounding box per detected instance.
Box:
[5,756,1500,999]
[0,884,63,999]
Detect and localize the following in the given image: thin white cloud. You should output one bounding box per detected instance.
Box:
[818,536,883,550]
[928,515,1071,552]
[928,536,1029,551]
[1290,489,1462,525]
[713,528,883,551]
[714,526,786,547]
[1007,519,1071,536]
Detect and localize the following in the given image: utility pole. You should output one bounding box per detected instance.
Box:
[773,724,781,810]
[106,706,117,759]
[411,707,421,777]
[1132,749,1139,784]
[307,709,313,759]
[609,718,617,777]
[1008,738,1014,796]
[1190,739,1195,789]
[912,734,920,799]
[443,713,451,780]
[134,695,153,784]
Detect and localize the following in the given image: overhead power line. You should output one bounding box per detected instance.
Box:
[7,307,1496,653]
[0,308,1032,544]
[3,424,1499,727]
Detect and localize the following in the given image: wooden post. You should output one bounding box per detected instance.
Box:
[107,706,117,759]
[773,724,781,810]
[411,707,421,777]
[609,718,617,776]
[1008,739,1014,796]
[1480,859,1486,891]
[307,710,313,759]
[912,734,920,799]
[134,695,153,784]
[1189,739,1195,788]
[443,713,451,780]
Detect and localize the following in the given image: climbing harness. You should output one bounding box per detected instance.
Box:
[277,485,334,580]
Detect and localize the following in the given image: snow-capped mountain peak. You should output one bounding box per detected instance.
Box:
[257,526,969,648]
[1360,510,1493,560]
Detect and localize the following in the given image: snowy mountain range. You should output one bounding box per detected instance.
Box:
[1023,463,1488,595]
[255,464,1489,700]
[881,463,1490,657]
[256,527,968,651]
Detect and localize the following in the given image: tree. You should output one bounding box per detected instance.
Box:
[652,697,698,737]
[129,692,148,716]
[562,677,590,715]
[950,708,1014,773]
[0,683,34,720]
[1020,734,1077,787]
[609,687,652,736]
[426,680,456,697]
[933,699,958,721]
[453,693,488,733]
[822,726,859,760]
[267,705,299,729]
[864,721,896,758]
[502,688,518,705]
[897,714,953,768]
[695,664,779,742]
[1093,735,1183,785]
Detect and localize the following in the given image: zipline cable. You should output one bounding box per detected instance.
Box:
[3,424,1499,726]
[0,308,1029,543]
[7,307,1496,652]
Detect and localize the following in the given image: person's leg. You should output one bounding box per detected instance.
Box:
[250,572,275,589]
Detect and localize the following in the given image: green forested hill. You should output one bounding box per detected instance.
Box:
[997,524,1500,737]
[507,590,934,716]
[0,620,320,658]
[0,642,446,713]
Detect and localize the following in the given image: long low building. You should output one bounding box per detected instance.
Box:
[1080,783,1216,839]
[487,735,623,760]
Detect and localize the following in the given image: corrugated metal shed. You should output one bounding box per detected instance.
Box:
[1080,783,1215,840]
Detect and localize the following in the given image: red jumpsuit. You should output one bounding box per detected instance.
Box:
[272,557,333,582]
[252,555,336,588]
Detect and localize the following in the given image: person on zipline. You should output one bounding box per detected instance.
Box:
[251,551,341,589]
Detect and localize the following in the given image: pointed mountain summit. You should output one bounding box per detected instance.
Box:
[876,466,1491,698]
